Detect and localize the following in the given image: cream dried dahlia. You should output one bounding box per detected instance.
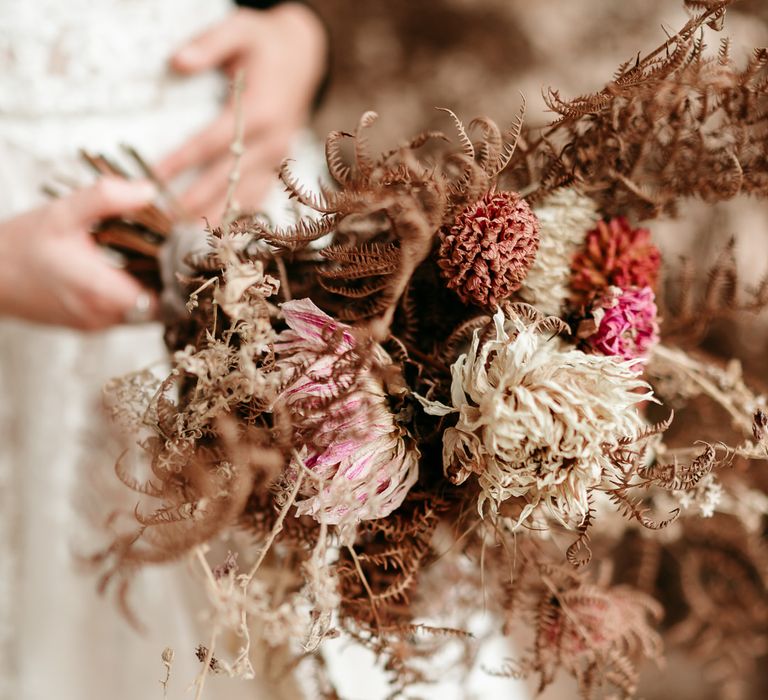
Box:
[272,299,419,525]
[518,189,600,316]
[437,190,540,308]
[418,305,652,524]
[570,217,661,307]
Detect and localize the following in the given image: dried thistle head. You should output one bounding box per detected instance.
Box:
[437,190,540,308]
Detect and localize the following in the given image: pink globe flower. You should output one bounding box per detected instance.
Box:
[583,286,659,361]
[272,299,419,525]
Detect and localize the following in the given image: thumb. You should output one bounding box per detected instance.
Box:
[68,178,157,226]
[171,16,246,74]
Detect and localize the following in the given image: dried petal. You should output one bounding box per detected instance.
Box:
[425,305,652,523]
[273,299,419,524]
[570,217,661,306]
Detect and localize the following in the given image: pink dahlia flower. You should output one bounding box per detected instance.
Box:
[570,217,661,307]
[273,299,418,525]
[584,286,659,361]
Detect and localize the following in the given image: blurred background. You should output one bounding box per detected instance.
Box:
[314,0,767,143]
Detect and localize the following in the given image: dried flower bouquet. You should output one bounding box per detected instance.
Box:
[95,2,768,698]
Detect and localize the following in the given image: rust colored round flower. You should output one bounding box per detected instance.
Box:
[437,191,540,308]
[570,217,661,306]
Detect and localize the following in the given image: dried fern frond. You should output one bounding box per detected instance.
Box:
[524,1,768,218]
[658,238,768,342]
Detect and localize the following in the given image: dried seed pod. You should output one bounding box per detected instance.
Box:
[437,190,540,308]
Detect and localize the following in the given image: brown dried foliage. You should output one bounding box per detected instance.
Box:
[514,1,768,219]
[618,514,768,698]
[90,4,768,696]
[500,557,663,699]
[658,237,768,343]
[243,106,525,341]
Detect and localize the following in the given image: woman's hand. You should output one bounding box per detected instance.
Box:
[0,179,158,331]
[156,4,328,222]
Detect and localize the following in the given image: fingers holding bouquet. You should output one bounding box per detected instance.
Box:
[0,179,159,330]
[156,4,328,222]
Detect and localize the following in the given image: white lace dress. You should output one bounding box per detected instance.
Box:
[0,2,321,698]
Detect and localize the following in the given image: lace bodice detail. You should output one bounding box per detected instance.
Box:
[0,0,231,119]
[0,0,234,219]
